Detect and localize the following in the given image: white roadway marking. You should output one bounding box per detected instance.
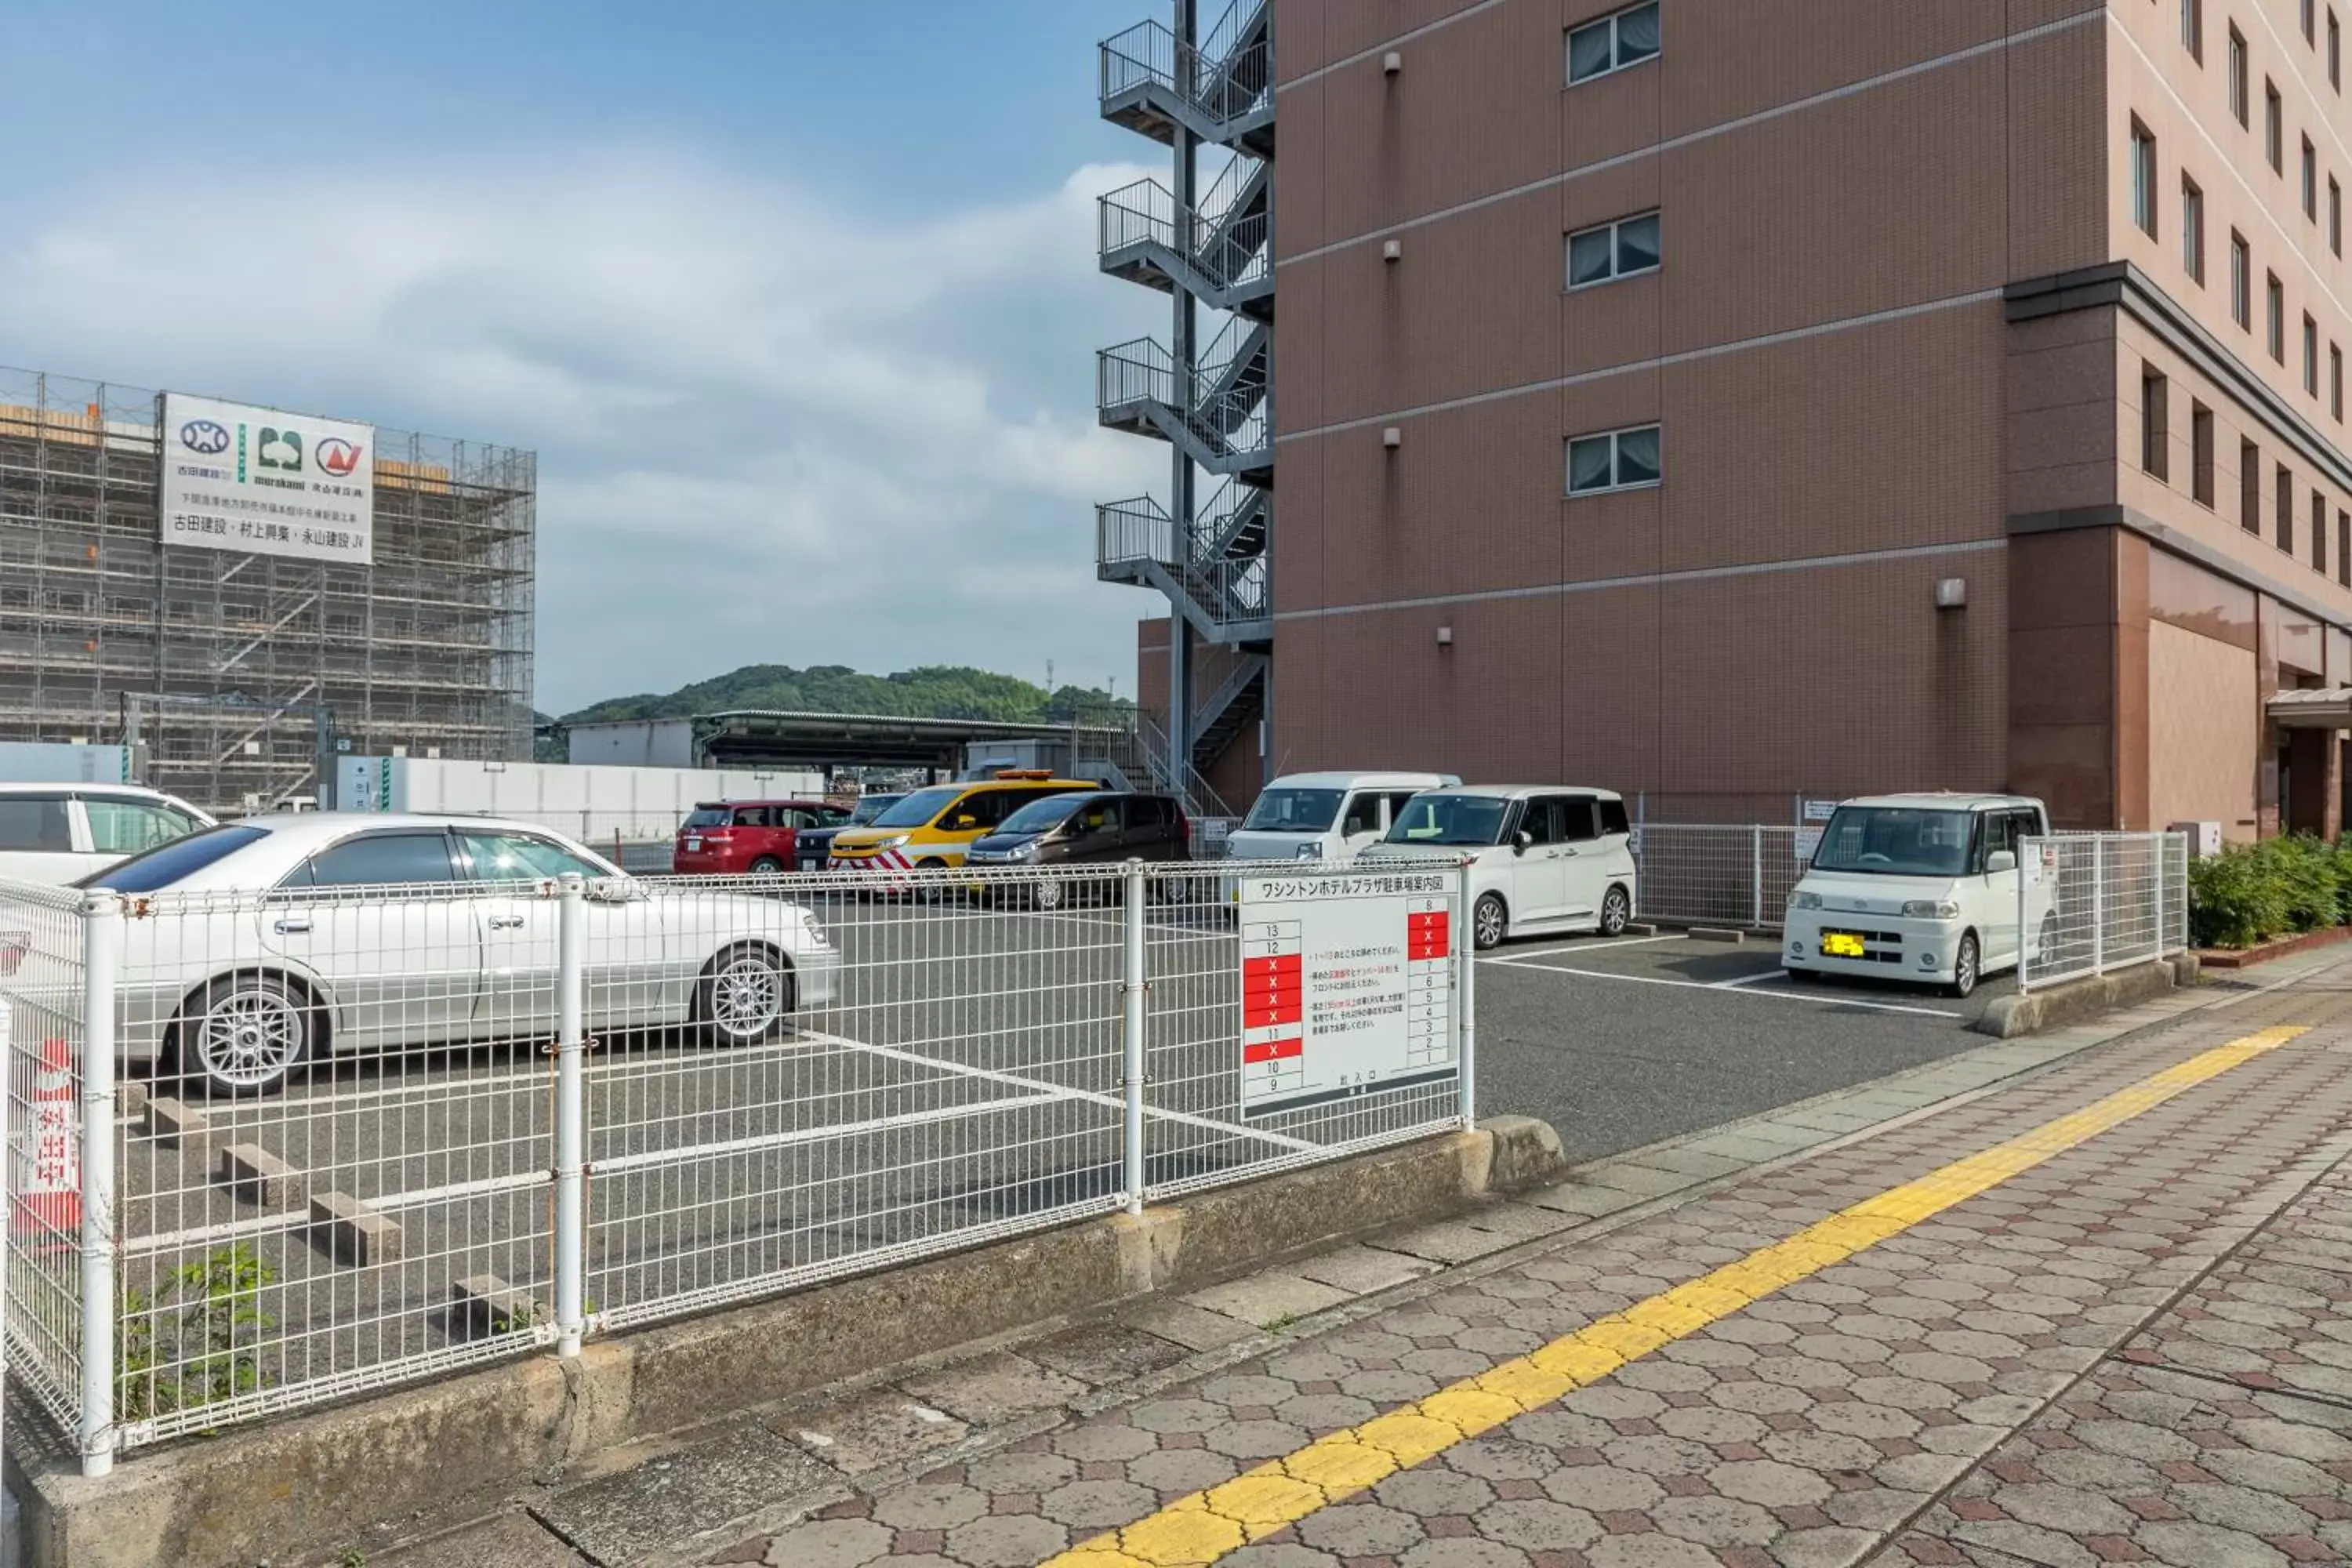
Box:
[1479,955,1966,1018]
[1494,933,1686,960]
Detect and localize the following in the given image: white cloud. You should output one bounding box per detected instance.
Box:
[0,150,1173,710]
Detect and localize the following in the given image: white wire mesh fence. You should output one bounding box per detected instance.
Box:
[1629,825,1808,931]
[0,855,1469,1468]
[2016,833,2190,991]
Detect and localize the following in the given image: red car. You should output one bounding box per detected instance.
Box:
[672,799,851,875]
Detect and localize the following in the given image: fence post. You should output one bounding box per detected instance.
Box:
[78,891,122,1478]
[2091,835,2107,977]
[1751,825,1764,930]
[553,873,587,1358]
[1457,858,1477,1130]
[1122,858,1147,1217]
[2017,844,2031,989]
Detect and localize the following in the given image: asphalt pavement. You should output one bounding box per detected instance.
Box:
[1472,929,2014,1159]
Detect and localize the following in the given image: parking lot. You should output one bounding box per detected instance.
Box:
[66,872,2057,1441]
[1474,927,2016,1157]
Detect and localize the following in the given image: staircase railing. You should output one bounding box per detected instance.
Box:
[1097,162,1270,298]
[1096,324,1269,469]
[1098,0,1272,131]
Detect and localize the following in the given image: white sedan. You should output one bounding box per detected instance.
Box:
[56,813,840,1096]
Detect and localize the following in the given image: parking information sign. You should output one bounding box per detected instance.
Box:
[1237,869,1458,1117]
[160,392,376,565]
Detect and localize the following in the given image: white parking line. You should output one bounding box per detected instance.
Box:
[1480,956,1965,1018]
[1711,971,1780,989]
[1495,933,1686,960]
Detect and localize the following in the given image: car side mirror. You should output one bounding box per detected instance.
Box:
[1987,849,2017,873]
[952,814,979,829]
[1513,831,1534,855]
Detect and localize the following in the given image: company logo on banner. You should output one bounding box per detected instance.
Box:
[158,392,375,565]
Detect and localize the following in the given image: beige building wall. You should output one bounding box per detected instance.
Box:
[2148,619,2263,837]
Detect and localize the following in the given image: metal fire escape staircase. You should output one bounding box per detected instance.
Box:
[1094,0,1274,816]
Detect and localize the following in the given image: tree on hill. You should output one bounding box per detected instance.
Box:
[554,664,1131,730]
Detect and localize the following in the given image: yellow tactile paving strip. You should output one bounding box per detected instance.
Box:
[1041,1023,2313,1567]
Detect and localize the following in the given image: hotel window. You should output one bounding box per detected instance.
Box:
[2280,464,2296,551]
[2230,27,2249,124]
[1566,2,1658,85]
[1566,211,1661,289]
[2132,122,2159,237]
[2339,512,2348,586]
[2333,176,2343,255]
[1567,424,1661,494]
[2336,343,2345,419]
[2184,176,2207,279]
[2334,9,2343,87]
[2194,403,2216,505]
[2308,0,2319,43]
[2142,365,2169,479]
[2306,138,2320,219]
[2270,274,2287,362]
[2244,441,2263,531]
[2233,233,2252,327]
[2307,314,2321,395]
[2268,82,2284,172]
[2318,492,2330,575]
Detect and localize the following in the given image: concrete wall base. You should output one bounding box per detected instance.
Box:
[13,1116,1566,1568]
[1973,959,2179,1039]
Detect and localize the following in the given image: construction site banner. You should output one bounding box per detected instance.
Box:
[159,392,375,565]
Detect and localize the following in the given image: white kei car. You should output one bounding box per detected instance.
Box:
[40,813,840,1095]
[1780,793,2052,998]
[1357,786,1639,949]
[0,782,214,885]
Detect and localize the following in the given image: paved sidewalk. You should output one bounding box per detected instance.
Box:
[655,966,2352,1568]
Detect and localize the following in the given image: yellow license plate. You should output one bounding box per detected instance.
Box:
[1821,931,1867,958]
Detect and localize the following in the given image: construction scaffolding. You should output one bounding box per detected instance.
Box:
[0,365,535,811]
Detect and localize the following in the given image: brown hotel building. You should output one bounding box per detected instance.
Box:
[1115,0,2352,836]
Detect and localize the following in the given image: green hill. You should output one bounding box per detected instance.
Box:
[553,664,1130,730]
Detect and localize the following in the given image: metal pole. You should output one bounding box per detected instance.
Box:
[1122,859,1148,1216]
[0,997,12,1492]
[78,892,122,1478]
[1751,825,1764,930]
[2091,836,2107,977]
[2017,839,2032,989]
[1457,858,1477,1129]
[553,873,587,1357]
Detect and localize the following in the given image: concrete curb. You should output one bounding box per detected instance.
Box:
[1973,957,2181,1039]
[13,1117,1566,1568]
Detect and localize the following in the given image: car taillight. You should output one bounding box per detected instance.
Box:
[0,934,28,977]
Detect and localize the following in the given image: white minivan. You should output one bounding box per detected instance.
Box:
[1780,793,2051,998]
[1358,786,1639,949]
[0,783,216,885]
[1225,770,1460,863]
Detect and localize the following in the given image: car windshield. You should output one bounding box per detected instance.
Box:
[682,807,730,830]
[999,793,1094,834]
[1243,788,1345,833]
[849,795,902,825]
[77,824,268,892]
[1810,807,1976,876]
[1385,795,1512,847]
[871,786,962,829]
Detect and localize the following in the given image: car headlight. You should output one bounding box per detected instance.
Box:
[873,835,910,851]
[1788,891,1822,910]
[1902,900,1962,920]
[1010,840,1037,858]
[1294,843,1323,861]
[799,908,829,944]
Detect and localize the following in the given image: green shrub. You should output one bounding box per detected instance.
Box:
[2267,834,2344,931]
[2189,840,2293,949]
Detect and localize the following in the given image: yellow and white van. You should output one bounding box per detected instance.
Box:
[826,773,1100,876]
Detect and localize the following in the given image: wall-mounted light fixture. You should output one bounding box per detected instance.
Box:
[1383,51,1402,74]
[1382,426,1403,449]
[1935,578,1967,609]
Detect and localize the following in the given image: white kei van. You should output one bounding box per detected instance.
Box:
[1357,786,1639,949]
[1780,793,2051,998]
[0,783,216,886]
[1224,770,1460,863]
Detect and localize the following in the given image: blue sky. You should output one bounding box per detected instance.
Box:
[1,1,1171,711]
